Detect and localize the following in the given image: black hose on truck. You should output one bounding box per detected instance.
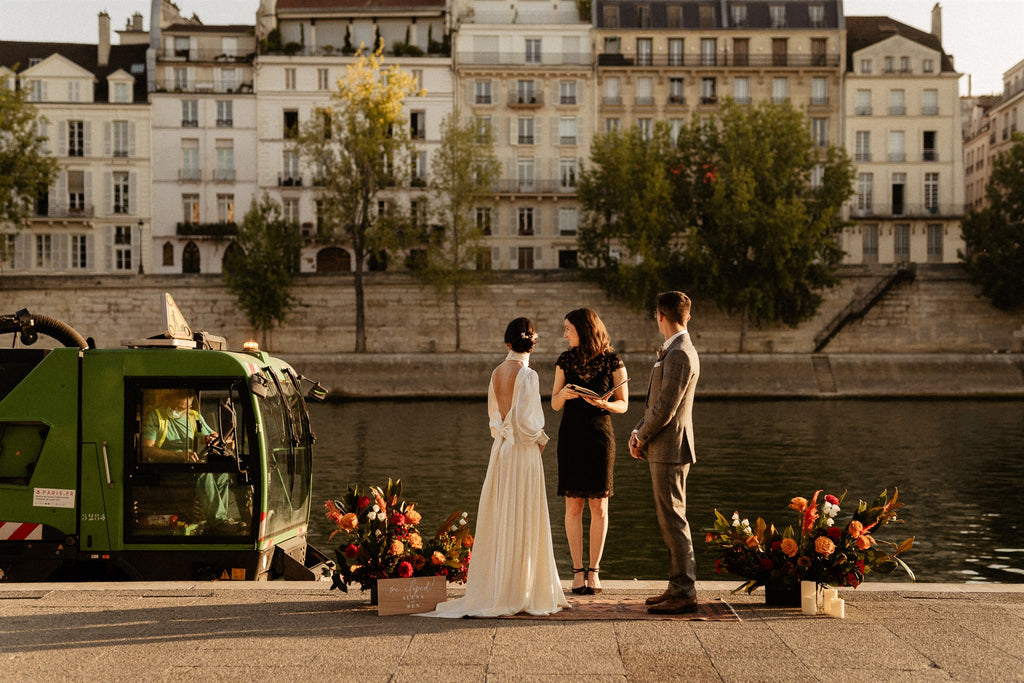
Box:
[0,309,90,349]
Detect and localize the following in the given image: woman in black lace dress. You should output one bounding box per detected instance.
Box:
[551,308,628,594]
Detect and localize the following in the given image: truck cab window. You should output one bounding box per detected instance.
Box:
[128,384,255,540]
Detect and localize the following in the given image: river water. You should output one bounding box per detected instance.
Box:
[306,399,1024,585]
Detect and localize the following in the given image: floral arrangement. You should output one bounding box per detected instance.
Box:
[705,488,914,594]
[325,479,473,592]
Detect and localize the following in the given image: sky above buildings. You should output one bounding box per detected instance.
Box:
[0,0,1020,95]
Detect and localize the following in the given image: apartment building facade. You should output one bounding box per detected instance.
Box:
[256,0,453,273]
[0,17,151,274]
[150,20,258,274]
[453,0,592,270]
[963,58,1024,211]
[592,1,844,147]
[842,14,964,265]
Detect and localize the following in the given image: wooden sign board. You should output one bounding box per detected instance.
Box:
[377,576,447,616]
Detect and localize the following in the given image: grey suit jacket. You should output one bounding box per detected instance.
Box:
[633,332,700,464]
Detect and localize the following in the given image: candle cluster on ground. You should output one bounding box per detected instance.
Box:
[800,581,845,618]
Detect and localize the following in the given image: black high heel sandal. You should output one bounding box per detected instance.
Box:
[571,568,588,595]
[586,567,602,595]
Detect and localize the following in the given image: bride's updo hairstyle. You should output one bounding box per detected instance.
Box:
[504,317,537,353]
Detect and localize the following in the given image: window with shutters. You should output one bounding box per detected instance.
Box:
[113,172,130,214]
[114,226,133,271]
[113,121,129,157]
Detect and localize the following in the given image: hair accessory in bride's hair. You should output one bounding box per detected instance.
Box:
[521,332,538,341]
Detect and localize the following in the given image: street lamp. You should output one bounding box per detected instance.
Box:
[137,219,145,274]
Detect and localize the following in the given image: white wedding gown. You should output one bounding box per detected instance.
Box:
[421,357,569,618]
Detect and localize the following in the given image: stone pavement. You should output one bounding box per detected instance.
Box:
[1,580,1022,682]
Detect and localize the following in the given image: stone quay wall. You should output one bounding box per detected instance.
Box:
[3,265,1024,397]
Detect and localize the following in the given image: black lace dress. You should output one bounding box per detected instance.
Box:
[555,348,624,499]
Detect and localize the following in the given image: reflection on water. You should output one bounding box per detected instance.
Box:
[307,399,1024,584]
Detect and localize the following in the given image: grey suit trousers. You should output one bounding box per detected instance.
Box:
[649,458,697,598]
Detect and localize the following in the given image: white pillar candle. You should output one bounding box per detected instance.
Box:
[801,595,818,616]
[829,597,845,618]
[800,581,817,601]
[823,588,838,605]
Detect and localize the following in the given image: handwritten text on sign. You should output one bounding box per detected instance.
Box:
[377,576,447,616]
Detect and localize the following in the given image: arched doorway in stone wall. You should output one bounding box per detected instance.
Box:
[316,247,351,273]
[182,241,200,274]
[221,241,242,273]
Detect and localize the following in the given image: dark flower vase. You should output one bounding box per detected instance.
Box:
[370,582,379,605]
[764,583,801,607]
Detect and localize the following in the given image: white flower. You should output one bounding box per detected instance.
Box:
[377,512,387,521]
[732,512,740,521]
[372,505,380,513]
[826,518,835,527]
[743,527,752,535]
[741,519,749,528]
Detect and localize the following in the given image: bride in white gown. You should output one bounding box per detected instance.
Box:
[422,318,569,618]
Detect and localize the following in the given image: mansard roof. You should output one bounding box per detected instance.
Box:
[846,15,956,73]
[0,40,149,102]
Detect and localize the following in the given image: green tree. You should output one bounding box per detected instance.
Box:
[413,114,500,351]
[294,45,421,352]
[577,100,855,350]
[0,82,59,253]
[576,124,688,310]
[959,132,1024,309]
[222,193,300,347]
[685,101,855,349]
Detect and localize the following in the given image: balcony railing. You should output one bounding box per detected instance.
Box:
[668,95,686,105]
[598,53,839,68]
[494,179,577,194]
[176,221,238,238]
[508,91,544,107]
[635,96,655,106]
[159,48,254,63]
[460,52,590,66]
[179,169,202,181]
[855,106,872,115]
[214,169,236,181]
[922,106,939,116]
[889,105,906,116]
[156,79,254,94]
[278,174,302,187]
[35,204,95,218]
[850,203,965,218]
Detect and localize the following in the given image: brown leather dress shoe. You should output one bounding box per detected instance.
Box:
[645,590,672,606]
[647,595,699,615]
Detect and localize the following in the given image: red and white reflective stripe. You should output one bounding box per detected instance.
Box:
[245,362,260,376]
[0,522,43,541]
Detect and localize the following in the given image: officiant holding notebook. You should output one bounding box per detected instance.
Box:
[551,308,629,596]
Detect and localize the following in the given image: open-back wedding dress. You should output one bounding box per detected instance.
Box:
[421,351,569,618]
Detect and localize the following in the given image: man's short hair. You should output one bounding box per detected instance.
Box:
[657,291,691,325]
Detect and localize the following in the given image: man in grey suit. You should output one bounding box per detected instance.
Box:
[628,291,701,614]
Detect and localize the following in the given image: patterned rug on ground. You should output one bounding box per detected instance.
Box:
[497,598,740,621]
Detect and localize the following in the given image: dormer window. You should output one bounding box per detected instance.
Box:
[114,82,131,103]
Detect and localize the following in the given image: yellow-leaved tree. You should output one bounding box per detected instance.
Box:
[295,43,423,352]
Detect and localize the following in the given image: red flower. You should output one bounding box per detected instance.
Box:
[803,490,822,532]
[770,540,782,551]
[357,496,371,509]
[760,558,774,570]
[715,559,723,574]
[344,544,359,559]
[825,494,840,506]
[390,512,407,526]
[397,560,413,578]
[826,526,843,541]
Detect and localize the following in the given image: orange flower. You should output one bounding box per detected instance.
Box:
[388,539,404,555]
[408,532,423,550]
[462,534,474,549]
[803,490,822,532]
[339,512,358,531]
[848,520,864,539]
[797,556,812,568]
[855,533,874,550]
[431,551,445,565]
[814,536,836,557]
[780,538,799,557]
[404,504,422,526]
[705,532,716,543]
[745,535,760,549]
[789,497,808,513]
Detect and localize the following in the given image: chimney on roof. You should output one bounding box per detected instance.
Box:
[98,11,111,67]
[931,3,942,43]
[132,12,144,32]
